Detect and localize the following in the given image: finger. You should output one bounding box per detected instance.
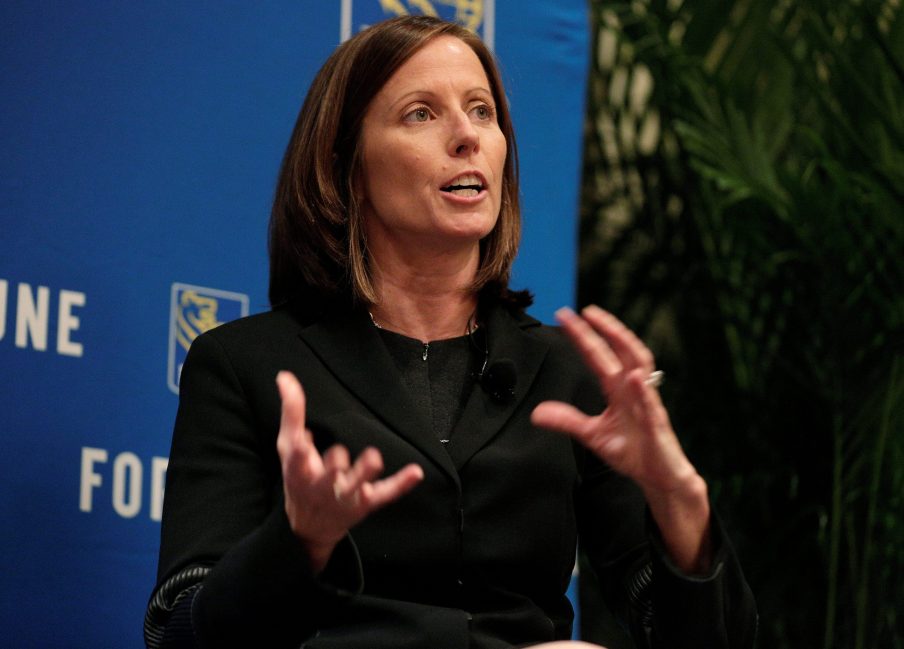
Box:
[626,368,672,434]
[344,447,385,492]
[624,369,697,490]
[555,308,622,390]
[329,446,376,505]
[533,401,627,464]
[276,371,308,441]
[323,444,351,473]
[362,464,424,509]
[325,445,355,503]
[582,305,655,374]
[276,372,317,472]
[531,401,594,439]
[327,447,383,507]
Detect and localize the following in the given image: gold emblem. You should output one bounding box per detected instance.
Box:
[168,283,248,394]
[174,290,223,352]
[378,0,483,32]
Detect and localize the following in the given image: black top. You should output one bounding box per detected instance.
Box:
[376,327,479,444]
[145,301,758,649]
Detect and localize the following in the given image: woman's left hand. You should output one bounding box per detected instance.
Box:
[530,305,712,574]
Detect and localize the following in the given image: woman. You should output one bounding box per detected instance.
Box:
[145,16,757,649]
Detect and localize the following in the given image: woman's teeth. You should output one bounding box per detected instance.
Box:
[448,187,479,197]
[442,173,483,196]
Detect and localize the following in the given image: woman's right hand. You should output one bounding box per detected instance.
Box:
[275,371,424,573]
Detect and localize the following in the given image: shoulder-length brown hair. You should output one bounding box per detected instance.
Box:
[268,15,525,308]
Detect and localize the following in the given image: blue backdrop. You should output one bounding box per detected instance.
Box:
[0,2,589,647]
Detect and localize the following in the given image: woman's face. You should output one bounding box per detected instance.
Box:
[358,35,507,256]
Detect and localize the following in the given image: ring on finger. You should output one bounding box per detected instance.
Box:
[644,370,664,389]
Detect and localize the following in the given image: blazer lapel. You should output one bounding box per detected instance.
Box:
[447,305,550,471]
[297,307,460,485]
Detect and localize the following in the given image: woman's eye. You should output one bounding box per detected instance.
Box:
[405,108,430,122]
[471,104,494,121]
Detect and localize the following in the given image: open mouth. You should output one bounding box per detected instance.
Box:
[441,173,485,198]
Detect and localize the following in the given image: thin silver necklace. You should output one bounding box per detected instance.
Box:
[368,310,479,361]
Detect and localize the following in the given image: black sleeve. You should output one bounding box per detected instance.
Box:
[577,450,758,649]
[644,510,758,649]
[144,331,363,649]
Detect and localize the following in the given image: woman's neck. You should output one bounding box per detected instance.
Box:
[368,245,479,343]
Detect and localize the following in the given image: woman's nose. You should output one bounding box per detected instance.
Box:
[448,112,479,157]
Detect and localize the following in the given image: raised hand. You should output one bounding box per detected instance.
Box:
[531,306,712,574]
[276,371,424,573]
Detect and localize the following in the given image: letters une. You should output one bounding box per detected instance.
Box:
[0,280,86,356]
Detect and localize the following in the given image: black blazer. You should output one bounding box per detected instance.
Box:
[149,300,757,649]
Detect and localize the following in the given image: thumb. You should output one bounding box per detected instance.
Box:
[531,401,591,437]
[277,370,307,433]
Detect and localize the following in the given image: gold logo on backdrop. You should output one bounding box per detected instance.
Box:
[168,283,249,394]
[379,0,483,32]
[174,290,223,352]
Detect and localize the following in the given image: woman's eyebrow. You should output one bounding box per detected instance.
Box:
[386,86,493,111]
